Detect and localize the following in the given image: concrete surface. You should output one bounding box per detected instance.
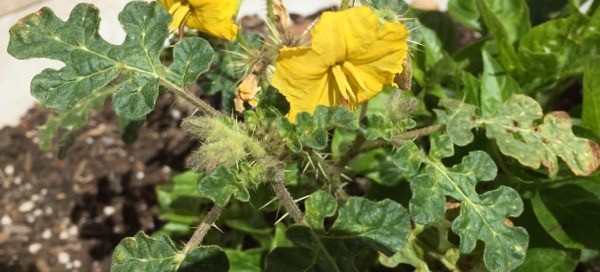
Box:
[0,0,445,127]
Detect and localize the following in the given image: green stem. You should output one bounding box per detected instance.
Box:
[182,204,224,255]
[269,167,306,224]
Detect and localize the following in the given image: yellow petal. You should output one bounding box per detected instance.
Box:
[286,75,340,122]
[347,22,409,103]
[168,3,190,31]
[310,7,378,65]
[271,6,409,120]
[186,0,240,41]
[271,46,329,100]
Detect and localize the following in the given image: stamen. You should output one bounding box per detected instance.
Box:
[342,62,368,93]
[330,65,355,102]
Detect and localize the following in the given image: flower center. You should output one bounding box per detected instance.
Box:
[329,61,368,108]
[168,2,192,31]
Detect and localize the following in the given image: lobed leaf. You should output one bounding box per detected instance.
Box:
[379,221,460,271]
[38,86,113,152]
[439,95,600,177]
[8,2,214,120]
[360,113,394,141]
[111,231,228,272]
[277,106,358,152]
[265,192,411,271]
[392,135,528,271]
[198,167,250,207]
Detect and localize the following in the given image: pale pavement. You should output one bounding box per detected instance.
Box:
[0,0,447,127]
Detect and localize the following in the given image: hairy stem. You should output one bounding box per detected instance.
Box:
[270,168,305,224]
[392,124,444,144]
[160,81,221,117]
[307,151,350,201]
[182,204,224,255]
[358,124,445,151]
[359,102,369,120]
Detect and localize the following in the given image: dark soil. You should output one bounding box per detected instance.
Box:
[0,93,197,272]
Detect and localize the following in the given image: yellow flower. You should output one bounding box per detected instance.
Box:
[271,6,409,121]
[158,0,239,41]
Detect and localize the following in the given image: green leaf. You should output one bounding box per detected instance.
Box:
[156,172,205,235]
[532,179,600,250]
[304,191,337,230]
[111,231,228,272]
[393,136,528,272]
[8,2,214,120]
[265,192,411,271]
[475,0,523,73]
[454,0,530,43]
[278,106,358,152]
[517,11,600,93]
[435,99,479,146]
[360,114,394,141]
[582,62,600,136]
[480,50,520,116]
[513,248,580,272]
[448,0,481,30]
[38,85,113,152]
[199,167,250,207]
[225,249,263,272]
[118,117,145,144]
[439,95,600,177]
[348,148,405,186]
[379,221,460,271]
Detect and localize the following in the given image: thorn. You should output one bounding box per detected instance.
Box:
[294,194,310,203]
[259,197,279,210]
[274,213,290,225]
[212,224,224,234]
[341,173,352,181]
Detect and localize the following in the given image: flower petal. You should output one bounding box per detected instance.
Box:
[348,22,409,103]
[311,7,378,65]
[271,47,339,121]
[186,0,240,41]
